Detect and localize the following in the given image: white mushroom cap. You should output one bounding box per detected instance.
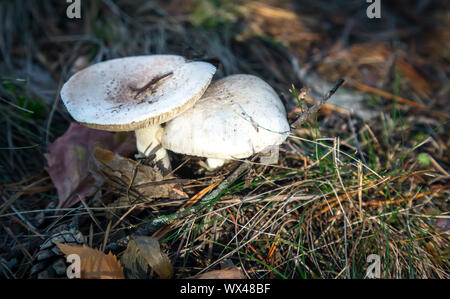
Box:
[60,55,216,131]
[161,74,290,160]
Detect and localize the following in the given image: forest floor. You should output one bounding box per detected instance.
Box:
[0,0,448,279]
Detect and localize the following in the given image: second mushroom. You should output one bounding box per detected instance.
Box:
[161,74,290,169]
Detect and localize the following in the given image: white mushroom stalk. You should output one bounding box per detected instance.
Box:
[205,158,227,170]
[135,124,170,168]
[60,55,216,171]
[162,74,290,169]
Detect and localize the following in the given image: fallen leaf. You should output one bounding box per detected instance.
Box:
[395,57,432,98]
[45,122,136,208]
[56,243,124,279]
[121,236,173,279]
[193,267,245,279]
[120,240,149,279]
[92,147,175,202]
[241,2,320,50]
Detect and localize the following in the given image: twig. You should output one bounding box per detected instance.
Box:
[102,220,112,252]
[79,196,104,232]
[173,219,194,262]
[291,78,345,129]
[129,71,173,99]
[111,204,137,231]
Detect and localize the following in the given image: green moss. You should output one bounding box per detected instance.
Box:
[190,0,240,29]
[417,152,431,166]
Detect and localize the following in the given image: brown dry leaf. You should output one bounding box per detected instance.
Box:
[242,2,320,43]
[317,42,432,98]
[45,122,136,208]
[92,147,175,202]
[240,1,320,61]
[56,243,124,279]
[317,42,389,84]
[194,267,245,279]
[394,57,432,98]
[121,236,173,279]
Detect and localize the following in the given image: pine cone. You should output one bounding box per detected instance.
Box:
[30,227,85,279]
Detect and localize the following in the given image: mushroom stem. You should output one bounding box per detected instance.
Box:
[206,158,227,169]
[135,125,171,170]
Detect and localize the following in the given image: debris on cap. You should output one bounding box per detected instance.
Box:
[60,55,216,131]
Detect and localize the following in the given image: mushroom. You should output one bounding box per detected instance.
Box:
[161,74,290,169]
[60,55,216,170]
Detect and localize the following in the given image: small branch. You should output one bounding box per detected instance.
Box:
[291,78,345,129]
[129,71,173,99]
